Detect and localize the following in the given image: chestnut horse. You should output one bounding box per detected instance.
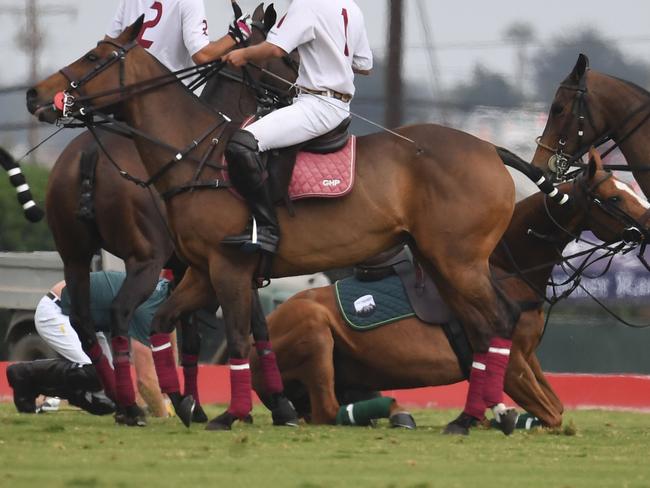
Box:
[41,4,291,426]
[1,147,44,223]
[533,53,650,197]
[254,152,650,429]
[29,17,540,432]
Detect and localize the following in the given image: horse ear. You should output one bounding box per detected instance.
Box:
[123,14,145,43]
[569,53,590,82]
[252,3,265,21]
[264,4,277,31]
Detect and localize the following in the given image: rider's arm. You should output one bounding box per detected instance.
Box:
[192,34,237,65]
[222,41,287,67]
[351,12,373,76]
[132,338,167,417]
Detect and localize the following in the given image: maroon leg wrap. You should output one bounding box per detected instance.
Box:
[87,342,116,401]
[111,336,135,407]
[227,359,252,419]
[254,341,284,395]
[150,333,180,394]
[483,337,512,407]
[182,354,199,404]
[463,352,489,420]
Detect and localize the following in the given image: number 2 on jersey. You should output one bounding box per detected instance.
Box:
[138,1,163,49]
[341,8,349,56]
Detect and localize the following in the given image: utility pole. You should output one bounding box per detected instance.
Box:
[385,0,403,129]
[1,0,76,161]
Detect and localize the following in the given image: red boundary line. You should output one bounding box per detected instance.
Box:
[2,362,650,410]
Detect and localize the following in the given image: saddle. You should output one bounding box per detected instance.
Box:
[354,245,473,378]
[264,117,352,203]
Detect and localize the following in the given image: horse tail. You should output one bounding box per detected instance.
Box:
[496,146,570,206]
[0,147,45,222]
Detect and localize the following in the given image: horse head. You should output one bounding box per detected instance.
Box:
[571,148,650,244]
[27,15,149,124]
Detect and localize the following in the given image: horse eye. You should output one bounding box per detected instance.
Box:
[85,52,99,62]
[607,196,621,204]
[550,103,564,115]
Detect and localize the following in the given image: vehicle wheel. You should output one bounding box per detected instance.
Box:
[9,334,57,361]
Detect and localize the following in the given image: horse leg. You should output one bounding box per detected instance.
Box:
[149,266,215,427]
[109,257,165,423]
[504,350,563,428]
[205,259,258,431]
[528,353,564,420]
[415,252,519,435]
[180,313,208,423]
[249,291,298,426]
[63,259,117,402]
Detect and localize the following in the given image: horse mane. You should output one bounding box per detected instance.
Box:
[608,75,650,99]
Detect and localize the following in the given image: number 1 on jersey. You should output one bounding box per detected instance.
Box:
[341,8,349,56]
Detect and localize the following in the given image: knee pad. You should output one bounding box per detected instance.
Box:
[225,130,267,192]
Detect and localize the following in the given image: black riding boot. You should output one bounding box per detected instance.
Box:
[222,129,280,254]
[6,359,114,415]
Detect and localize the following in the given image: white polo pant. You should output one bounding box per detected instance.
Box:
[245,94,350,152]
[34,295,113,366]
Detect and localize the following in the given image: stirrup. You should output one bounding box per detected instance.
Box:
[221,218,279,254]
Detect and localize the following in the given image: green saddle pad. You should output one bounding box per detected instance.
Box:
[335,274,415,331]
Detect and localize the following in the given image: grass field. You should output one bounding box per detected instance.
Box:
[1,403,650,488]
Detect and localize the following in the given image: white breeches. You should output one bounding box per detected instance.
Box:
[244,94,350,152]
[34,295,113,366]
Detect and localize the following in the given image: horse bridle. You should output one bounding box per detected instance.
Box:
[536,70,650,182]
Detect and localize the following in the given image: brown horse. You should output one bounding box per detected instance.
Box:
[1,146,44,223]
[29,17,533,433]
[40,4,291,426]
[532,53,650,197]
[254,151,650,429]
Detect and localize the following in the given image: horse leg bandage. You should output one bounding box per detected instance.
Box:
[335,397,395,426]
[254,341,284,395]
[182,354,200,405]
[111,336,135,407]
[150,333,180,394]
[228,359,252,419]
[88,341,116,401]
[483,338,512,407]
[463,352,489,420]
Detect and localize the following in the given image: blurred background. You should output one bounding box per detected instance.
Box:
[1,1,650,371]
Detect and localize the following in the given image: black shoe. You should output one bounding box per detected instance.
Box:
[68,390,115,416]
[192,403,209,423]
[222,221,279,254]
[493,408,518,436]
[6,364,37,413]
[114,404,147,427]
[443,412,479,436]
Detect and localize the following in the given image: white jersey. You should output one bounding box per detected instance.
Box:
[267,0,372,97]
[107,0,210,73]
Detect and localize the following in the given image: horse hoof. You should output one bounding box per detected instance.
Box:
[192,404,209,423]
[494,408,518,436]
[205,411,253,431]
[114,404,147,427]
[442,412,476,436]
[176,395,196,429]
[390,412,416,430]
[271,396,299,427]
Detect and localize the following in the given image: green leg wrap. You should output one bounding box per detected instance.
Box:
[335,397,395,426]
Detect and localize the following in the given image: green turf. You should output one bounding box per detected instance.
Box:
[1,403,649,488]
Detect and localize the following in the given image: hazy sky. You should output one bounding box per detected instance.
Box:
[0,0,649,89]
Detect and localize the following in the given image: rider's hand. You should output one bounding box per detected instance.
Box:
[222,48,249,67]
[228,14,253,45]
